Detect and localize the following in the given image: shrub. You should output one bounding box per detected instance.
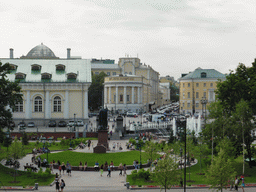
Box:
[138,169,150,180]
[45,168,51,175]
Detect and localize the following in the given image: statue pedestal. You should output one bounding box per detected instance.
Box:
[93,130,109,153]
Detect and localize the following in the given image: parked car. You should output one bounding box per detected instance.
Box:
[127,112,138,117]
[77,120,84,127]
[58,121,67,127]
[18,121,26,127]
[27,122,35,127]
[67,120,74,127]
[48,120,56,127]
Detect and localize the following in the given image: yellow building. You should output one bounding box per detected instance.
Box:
[91,57,160,113]
[179,67,226,116]
[1,44,91,126]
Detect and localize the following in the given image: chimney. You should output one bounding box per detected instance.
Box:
[67,48,71,59]
[10,48,13,59]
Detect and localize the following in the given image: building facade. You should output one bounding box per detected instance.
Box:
[1,44,91,126]
[91,57,160,113]
[179,67,226,116]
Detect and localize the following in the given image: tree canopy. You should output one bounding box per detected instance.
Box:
[88,72,107,111]
[0,62,22,144]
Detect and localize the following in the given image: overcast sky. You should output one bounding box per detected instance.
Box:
[1,0,256,80]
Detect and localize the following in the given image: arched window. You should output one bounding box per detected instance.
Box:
[15,101,23,112]
[53,96,61,112]
[34,96,42,112]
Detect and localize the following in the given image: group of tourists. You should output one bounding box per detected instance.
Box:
[57,161,72,176]
[55,173,65,192]
[230,175,245,191]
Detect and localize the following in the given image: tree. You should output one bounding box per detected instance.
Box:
[144,141,158,163]
[22,132,29,145]
[151,150,180,192]
[0,62,22,149]
[7,137,25,182]
[88,72,107,111]
[206,148,236,192]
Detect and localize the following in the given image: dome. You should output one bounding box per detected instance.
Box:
[24,43,58,59]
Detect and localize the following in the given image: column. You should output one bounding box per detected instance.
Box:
[116,86,119,105]
[104,86,107,105]
[64,90,69,119]
[84,90,88,119]
[132,86,134,104]
[137,87,140,104]
[45,91,50,119]
[109,86,111,104]
[25,91,31,119]
[124,86,127,105]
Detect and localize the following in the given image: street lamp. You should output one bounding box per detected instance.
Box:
[136,139,145,169]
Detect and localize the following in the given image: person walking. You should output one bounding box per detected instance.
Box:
[234,176,239,191]
[88,140,91,150]
[100,164,104,177]
[118,163,123,176]
[55,176,60,192]
[61,162,66,175]
[107,165,111,177]
[123,164,127,176]
[60,179,65,192]
[241,176,245,192]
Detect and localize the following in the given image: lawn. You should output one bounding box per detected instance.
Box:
[0,164,55,187]
[127,155,256,186]
[39,150,152,166]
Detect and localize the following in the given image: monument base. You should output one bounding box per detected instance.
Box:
[93,130,109,153]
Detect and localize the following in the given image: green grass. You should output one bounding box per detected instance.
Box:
[39,150,151,166]
[127,156,256,186]
[0,164,55,187]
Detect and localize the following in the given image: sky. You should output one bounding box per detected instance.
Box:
[1,0,256,80]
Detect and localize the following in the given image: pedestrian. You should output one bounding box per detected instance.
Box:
[37,156,41,168]
[112,142,116,150]
[55,176,60,192]
[235,176,239,191]
[241,176,245,192]
[58,165,62,176]
[88,140,91,150]
[107,165,111,177]
[67,163,72,176]
[118,163,123,176]
[100,164,104,177]
[60,179,65,192]
[123,164,127,176]
[61,162,66,175]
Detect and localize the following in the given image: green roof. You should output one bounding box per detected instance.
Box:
[179,67,226,80]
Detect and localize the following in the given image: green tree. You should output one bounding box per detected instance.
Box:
[88,72,107,111]
[22,132,29,145]
[206,148,236,192]
[144,141,158,163]
[0,62,22,149]
[7,137,26,182]
[151,150,180,192]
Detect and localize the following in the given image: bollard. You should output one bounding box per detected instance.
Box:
[35,183,38,190]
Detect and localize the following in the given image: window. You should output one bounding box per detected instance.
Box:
[183,83,185,87]
[203,92,206,97]
[187,103,190,108]
[15,101,23,112]
[15,73,26,79]
[196,92,199,98]
[127,95,130,102]
[53,96,61,112]
[120,94,123,102]
[129,72,132,75]
[67,73,77,79]
[41,73,52,79]
[34,96,42,112]
[95,72,99,75]
[113,72,116,76]
[188,92,190,98]
[31,64,41,71]
[201,72,207,78]
[56,64,65,71]
[196,83,199,87]
[9,64,18,70]
[210,83,213,87]
[114,95,116,102]
[183,103,185,107]
[196,103,199,108]
[204,83,206,87]
[106,72,110,76]
[188,83,190,87]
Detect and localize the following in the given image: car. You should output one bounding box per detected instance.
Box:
[77,120,84,127]
[58,121,67,127]
[67,120,75,127]
[48,120,56,127]
[18,121,26,127]
[27,122,35,127]
[126,112,138,117]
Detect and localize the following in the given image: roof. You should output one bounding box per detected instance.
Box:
[1,59,91,83]
[91,63,120,69]
[22,43,58,59]
[179,67,226,80]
